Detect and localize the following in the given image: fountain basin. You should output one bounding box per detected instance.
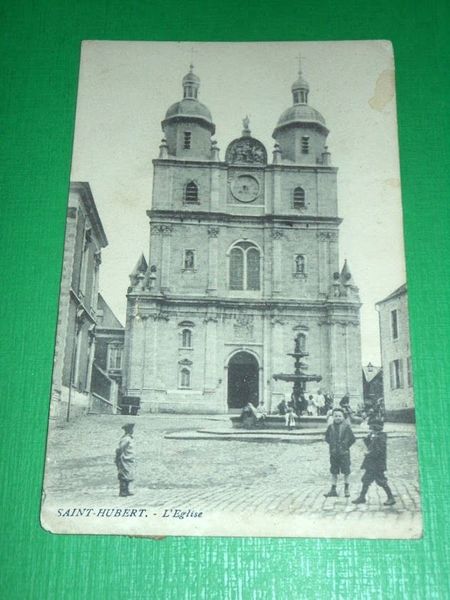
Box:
[230,415,328,430]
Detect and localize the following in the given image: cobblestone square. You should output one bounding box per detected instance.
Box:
[43,414,421,538]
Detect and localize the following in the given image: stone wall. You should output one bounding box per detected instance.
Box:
[124,299,362,414]
[378,291,414,410]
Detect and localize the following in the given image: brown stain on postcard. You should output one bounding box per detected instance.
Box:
[369,70,395,111]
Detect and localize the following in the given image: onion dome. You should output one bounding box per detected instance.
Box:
[162,64,215,134]
[291,73,310,96]
[273,59,328,138]
[275,104,327,129]
[165,99,213,123]
[182,64,200,87]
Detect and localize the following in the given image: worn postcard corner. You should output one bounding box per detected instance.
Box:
[41,40,422,539]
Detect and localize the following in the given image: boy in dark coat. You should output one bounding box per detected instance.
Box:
[352,419,396,505]
[324,408,356,498]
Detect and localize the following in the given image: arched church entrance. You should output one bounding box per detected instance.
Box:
[227,351,259,411]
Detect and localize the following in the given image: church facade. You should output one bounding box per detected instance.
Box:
[122,65,362,413]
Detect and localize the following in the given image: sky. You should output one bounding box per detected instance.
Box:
[70,41,406,364]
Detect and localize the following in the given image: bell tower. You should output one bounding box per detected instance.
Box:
[123,60,362,415]
[272,60,330,165]
[161,65,216,161]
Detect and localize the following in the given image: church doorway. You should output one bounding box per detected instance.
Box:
[227,351,259,411]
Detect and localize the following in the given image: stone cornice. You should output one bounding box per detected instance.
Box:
[152,158,337,174]
[69,288,97,324]
[125,293,361,312]
[96,328,125,335]
[147,209,342,226]
[70,182,108,248]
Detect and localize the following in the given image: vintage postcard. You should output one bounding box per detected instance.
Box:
[41,41,421,538]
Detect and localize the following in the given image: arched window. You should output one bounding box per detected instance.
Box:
[229,241,261,291]
[182,329,192,348]
[293,186,305,209]
[180,368,191,388]
[185,181,198,204]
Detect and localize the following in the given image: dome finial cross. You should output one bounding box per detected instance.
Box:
[297,51,303,76]
[189,47,196,71]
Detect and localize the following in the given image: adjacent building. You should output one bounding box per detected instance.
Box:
[376,284,414,412]
[362,362,383,403]
[91,294,125,414]
[51,182,108,420]
[122,64,362,414]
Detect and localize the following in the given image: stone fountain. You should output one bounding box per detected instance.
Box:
[272,335,322,412]
[230,335,326,429]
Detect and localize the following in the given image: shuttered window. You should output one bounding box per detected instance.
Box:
[185,181,198,203]
[293,187,305,209]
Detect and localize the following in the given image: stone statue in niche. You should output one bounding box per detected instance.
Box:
[184,250,195,269]
[295,254,305,274]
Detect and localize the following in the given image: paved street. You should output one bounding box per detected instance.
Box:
[43,414,421,537]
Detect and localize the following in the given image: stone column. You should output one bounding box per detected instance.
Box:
[318,319,331,394]
[347,319,362,403]
[272,166,281,213]
[91,251,101,311]
[344,321,350,392]
[139,315,149,391]
[329,232,339,281]
[151,310,170,399]
[51,207,78,417]
[262,314,271,410]
[271,316,286,404]
[317,231,327,295]
[86,326,96,410]
[317,231,339,294]
[127,311,145,393]
[149,225,162,289]
[328,319,338,396]
[159,224,173,292]
[206,226,219,294]
[143,314,156,391]
[203,313,219,393]
[210,165,220,211]
[271,230,284,295]
[110,379,118,414]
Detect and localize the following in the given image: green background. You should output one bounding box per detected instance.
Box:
[1,0,449,598]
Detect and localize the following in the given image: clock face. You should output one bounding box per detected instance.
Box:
[230,175,260,203]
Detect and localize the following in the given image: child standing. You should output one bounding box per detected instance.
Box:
[352,419,396,505]
[285,406,296,430]
[324,408,356,498]
[115,423,136,497]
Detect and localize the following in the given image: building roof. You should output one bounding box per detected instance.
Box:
[291,73,310,92]
[182,65,200,86]
[165,98,213,123]
[97,294,124,329]
[162,65,215,134]
[70,182,108,248]
[362,363,382,383]
[273,63,328,137]
[376,283,407,306]
[275,104,327,129]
